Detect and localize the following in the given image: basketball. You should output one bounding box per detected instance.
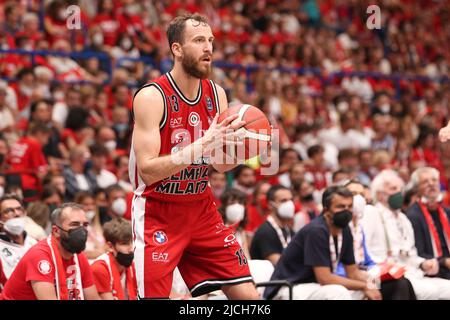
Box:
[217,104,272,160]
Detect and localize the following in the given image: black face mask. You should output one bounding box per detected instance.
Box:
[58,226,88,254]
[331,210,353,229]
[301,193,314,202]
[115,251,134,268]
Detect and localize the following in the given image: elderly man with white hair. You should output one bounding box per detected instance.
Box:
[361,169,450,299]
[406,167,450,280]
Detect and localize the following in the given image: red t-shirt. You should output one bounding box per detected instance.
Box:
[91,260,111,294]
[7,137,48,190]
[1,239,94,300]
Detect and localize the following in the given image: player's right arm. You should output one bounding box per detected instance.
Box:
[133,86,244,186]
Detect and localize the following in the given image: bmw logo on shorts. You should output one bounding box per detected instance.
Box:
[153,231,168,245]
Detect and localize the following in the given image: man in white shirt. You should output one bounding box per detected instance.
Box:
[0,194,38,278]
[361,170,450,299]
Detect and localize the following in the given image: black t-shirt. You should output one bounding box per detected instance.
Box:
[430,210,450,257]
[250,221,294,260]
[263,215,355,299]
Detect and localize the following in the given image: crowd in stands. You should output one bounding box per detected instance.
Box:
[0,0,450,300]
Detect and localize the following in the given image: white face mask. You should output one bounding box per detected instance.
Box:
[0,185,4,198]
[225,203,245,224]
[352,194,367,219]
[380,103,390,113]
[4,217,25,236]
[105,140,117,152]
[85,210,96,222]
[276,200,295,219]
[112,198,127,216]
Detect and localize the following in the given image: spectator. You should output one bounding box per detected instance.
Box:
[26,201,51,236]
[218,188,250,259]
[288,162,306,192]
[0,194,38,278]
[264,186,415,300]
[62,106,95,150]
[245,181,271,237]
[292,180,321,232]
[89,145,117,189]
[111,106,132,150]
[371,114,396,153]
[232,165,256,196]
[332,168,351,185]
[91,218,136,300]
[96,126,119,162]
[6,122,50,202]
[1,203,100,300]
[304,145,332,191]
[115,155,133,193]
[52,87,82,130]
[318,111,372,150]
[63,145,97,200]
[0,81,15,136]
[277,148,302,188]
[209,167,227,205]
[407,167,450,280]
[336,180,420,299]
[42,172,67,201]
[0,136,8,173]
[250,185,295,266]
[102,184,127,225]
[27,99,66,169]
[362,170,450,300]
[74,191,105,261]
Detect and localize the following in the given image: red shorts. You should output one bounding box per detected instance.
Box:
[131,193,253,298]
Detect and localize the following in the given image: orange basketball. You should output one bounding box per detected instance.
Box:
[217,104,271,160]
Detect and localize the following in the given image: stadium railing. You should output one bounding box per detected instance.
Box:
[1,49,449,97]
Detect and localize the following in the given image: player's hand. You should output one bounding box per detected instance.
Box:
[439,122,450,142]
[201,114,246,155]
[364,287,382,300]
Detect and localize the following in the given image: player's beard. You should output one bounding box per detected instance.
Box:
[181,51,211,79]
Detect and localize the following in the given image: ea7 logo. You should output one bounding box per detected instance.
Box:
[152,252,169,262]
[170,117,183,128]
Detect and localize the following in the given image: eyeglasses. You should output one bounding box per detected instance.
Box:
[1,206,25,216]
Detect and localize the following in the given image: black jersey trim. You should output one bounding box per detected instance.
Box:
[165,72,202,106]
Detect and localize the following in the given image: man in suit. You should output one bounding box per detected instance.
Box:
[406,167,450,279]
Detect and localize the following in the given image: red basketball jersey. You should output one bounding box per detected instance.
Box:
[129,72,220,202]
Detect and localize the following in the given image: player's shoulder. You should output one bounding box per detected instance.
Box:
[133,83,165,104]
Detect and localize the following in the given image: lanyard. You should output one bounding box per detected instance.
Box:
[329,233,343,272]
[267,215,291,249]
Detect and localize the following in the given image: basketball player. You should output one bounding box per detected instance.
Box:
[129,14,260,299]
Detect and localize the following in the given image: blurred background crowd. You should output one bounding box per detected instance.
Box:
[0,0,450,299]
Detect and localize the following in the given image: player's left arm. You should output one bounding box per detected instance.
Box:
[211,84,241,173]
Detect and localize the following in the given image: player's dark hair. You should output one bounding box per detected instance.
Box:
[167,13,209,56]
